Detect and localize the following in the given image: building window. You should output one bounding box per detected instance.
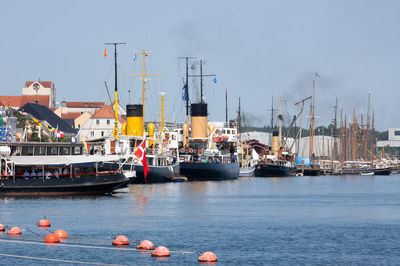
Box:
[96,119,100,125]
[90,131,94,137]
[107,119,110,125]
[395,130,400,136]
[101,131,104,137]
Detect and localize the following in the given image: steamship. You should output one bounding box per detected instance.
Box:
[254,131,297,177]
[104,104,180,184]
[176,59,239,181]
[254,98,297,177]
[101,48,180,184]
[178,103,239,181]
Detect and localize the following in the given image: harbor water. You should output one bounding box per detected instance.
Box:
[1,174,400,265]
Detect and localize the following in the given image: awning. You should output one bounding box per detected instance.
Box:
[10,154,123,166]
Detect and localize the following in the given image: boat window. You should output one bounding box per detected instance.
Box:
[107,119,110,125]
[232,130,235,134]
[227,130,231,134]
[90,131,94,137]
[47,146,58,155]
[222,130,226,134]
[96,119,100,125]
[22,146,33,156]
[34,146,46,156]
[60,147,70,155]
[101,131,104,137]
[73,146,82,155]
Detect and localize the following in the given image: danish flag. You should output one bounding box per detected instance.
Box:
[133,140,150,182]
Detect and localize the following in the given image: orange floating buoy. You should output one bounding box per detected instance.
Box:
[112,235,129,246]
[0,224,5,232]
[136,240,154,250]
[151,246,170,257]
[7,227,21,235]
[44,233,60,243]
[198,251,218,262]
[54,229,68,239]
[38,219,51,228]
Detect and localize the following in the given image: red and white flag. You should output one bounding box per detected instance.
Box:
[56,129,64,138]
[133,140,150,182]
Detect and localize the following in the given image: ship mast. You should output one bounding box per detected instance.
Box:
[105,42,126,140]
[178,57,195,127]
[225,89,228,123]
[188,59,215,103]
[278,97,283,148]
[238,97,241,135]
[125,50,163,133]
[160,92,166,132]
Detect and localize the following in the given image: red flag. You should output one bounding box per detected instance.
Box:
[103,48,107,58]
[142,148,149,183]
[133,140,149,182]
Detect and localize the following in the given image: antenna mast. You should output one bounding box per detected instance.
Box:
[105,42,126,140]
[189,59,215,103]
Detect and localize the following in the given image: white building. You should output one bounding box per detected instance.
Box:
[80,103,125,140]
[377,128,400,152]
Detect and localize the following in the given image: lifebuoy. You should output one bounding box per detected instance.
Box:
[133,158,139,164]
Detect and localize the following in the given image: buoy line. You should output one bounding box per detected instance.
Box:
[0,253,125,266]
[0,238,197,254]
[0,238,139,251]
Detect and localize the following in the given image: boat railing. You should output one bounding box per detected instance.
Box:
[0,169,121,182]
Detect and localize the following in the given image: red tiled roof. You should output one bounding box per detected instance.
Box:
[61,112,82,120]
[64,101,105,108]
[25,81,53,88]
[49,107,57,111]
[92,104,125,123]
[0,95,50,108]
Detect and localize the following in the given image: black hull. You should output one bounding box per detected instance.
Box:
[131,163,180,184]
[297,167,322,176]
[338,167,392,175]
[180,162,239,181]
[255,163,297,177]
[0,174,130,196]
[105,163,180,184]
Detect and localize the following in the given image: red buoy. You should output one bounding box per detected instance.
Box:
[54,229,68,239]
[38,219,51,228]
[136,240,154,250]
[198,251,218,262]
[151,246,170,257]
[44,233,60,243]
[7,227,21,235]
[0,224,5,232]
[112,235,129,246]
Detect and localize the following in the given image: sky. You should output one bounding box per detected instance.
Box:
[1,0,399,130]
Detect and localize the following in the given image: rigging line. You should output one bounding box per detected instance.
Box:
[0,253,124,266]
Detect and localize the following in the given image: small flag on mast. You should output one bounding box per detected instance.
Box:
[103,48,107,58]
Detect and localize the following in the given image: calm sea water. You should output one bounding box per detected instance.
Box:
[1,174,400,265]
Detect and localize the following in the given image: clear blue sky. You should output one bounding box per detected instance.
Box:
[1,0,399,130]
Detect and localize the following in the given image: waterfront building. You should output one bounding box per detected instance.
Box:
[377,128,400,154]
[0,80,55,108]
